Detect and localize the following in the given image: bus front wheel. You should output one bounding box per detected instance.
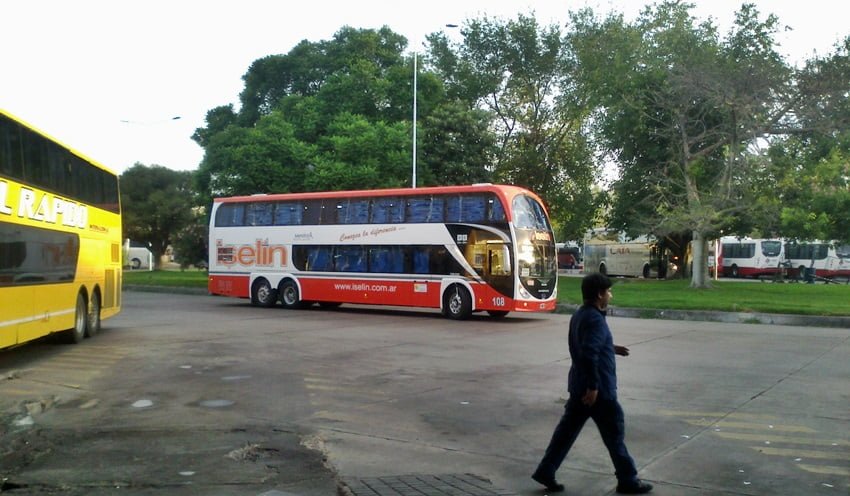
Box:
[443,285,472,320]
[86,291,101,337]
[279,279,304,309]
[642,264,650,279]
[251,278,278,307]
[62,293,87,344]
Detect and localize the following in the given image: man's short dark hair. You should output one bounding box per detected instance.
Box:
[582,273,612,303]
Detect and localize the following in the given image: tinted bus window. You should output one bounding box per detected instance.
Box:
[274,202,302,225]
[371,197,403,223]
[246,202,274,226]
[216,203,246,227]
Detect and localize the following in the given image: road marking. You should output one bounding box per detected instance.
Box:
[715,431,848,447]
[752,446,850,460]
[685,419,816,433]
[797,464,850,476]
[658,409,777,421]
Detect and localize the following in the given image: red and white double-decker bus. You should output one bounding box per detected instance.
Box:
[207,184,557,319]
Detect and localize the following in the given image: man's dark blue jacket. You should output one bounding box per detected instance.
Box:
[568,304,618,400]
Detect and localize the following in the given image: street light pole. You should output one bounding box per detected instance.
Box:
[412,52,418,188]
[412,24,458,189]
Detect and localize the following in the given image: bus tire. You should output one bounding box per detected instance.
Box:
[62,293,87,344]
[279,279,304,309]
[444,285,472,320]
[731,264,740,278]
[798,265,807,280]
[642,264,650,279]
[251,278,277,307]
[599,264,607,275]
[86,291,101,337]
[487,310,509,319]
[131,258,141,270]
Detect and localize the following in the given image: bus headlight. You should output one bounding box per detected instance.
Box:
[519,286,532,299]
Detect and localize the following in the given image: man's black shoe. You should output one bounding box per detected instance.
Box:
[531,472,565,493]
[616,480,653,494]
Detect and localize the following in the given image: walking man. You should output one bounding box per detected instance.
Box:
[532,273,653,494]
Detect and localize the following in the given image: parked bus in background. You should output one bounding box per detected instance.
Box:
[124,239,153,270]
[783,240,850,280]
[583,229,676,278]
[556,242,581,269]
[207,184,557,319]
[1,109,122,348]
[719,236,783,278]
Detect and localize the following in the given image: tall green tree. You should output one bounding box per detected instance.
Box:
[427,14,600,242]
[120,164,194,268]
[194,26,495,198]
[570,2,810,287]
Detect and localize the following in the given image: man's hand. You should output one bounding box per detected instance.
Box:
[614,345,630,356]
[582,388,598,406]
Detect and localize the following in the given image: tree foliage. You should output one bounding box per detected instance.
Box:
[569,1,848,287]
[120,164,194,268]
[427,14,600,242]
[193,26,495,200]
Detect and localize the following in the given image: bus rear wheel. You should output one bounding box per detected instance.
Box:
[443,285,472,320]
[279,279,304,309]
[251,278,277,307]
[731,264,740,278]
[86,291,101,337]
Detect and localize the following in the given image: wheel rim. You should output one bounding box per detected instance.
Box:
[283,285,298,305]
[73,295,86,340]
[257,283,272,304]
[86,293,101,336]
[449,291,462,315]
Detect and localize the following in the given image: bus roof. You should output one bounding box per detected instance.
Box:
[213,183,541,205]
[1,108,117,176]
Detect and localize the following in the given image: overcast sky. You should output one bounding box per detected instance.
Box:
[2,0,847,175]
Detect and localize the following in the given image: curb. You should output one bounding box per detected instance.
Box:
[123,285,209,296]
[556,304,850,328]
[122,287,848,329]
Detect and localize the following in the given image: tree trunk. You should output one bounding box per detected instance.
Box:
[689,231,710,288]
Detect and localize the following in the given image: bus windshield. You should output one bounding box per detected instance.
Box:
[761,241,782,257]
[512,194,551,231]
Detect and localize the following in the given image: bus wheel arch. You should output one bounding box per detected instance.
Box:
[278,278,305,309]
[443,284,472,320]
[251,277,278,307]
[130,258,142,270]
[86,287,102,337]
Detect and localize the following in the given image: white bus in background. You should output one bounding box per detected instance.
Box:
[719,237,783,278]
[583,230,676,278]
[124,239,153,270]
[783,241,850,280]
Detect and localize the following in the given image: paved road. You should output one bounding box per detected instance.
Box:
[1,291,848,495]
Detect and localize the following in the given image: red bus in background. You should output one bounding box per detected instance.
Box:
[207,184,557,319]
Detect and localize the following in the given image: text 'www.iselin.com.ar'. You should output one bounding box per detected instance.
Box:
[334,282,398,293]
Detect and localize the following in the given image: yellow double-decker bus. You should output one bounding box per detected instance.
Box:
[1,109,122,348]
